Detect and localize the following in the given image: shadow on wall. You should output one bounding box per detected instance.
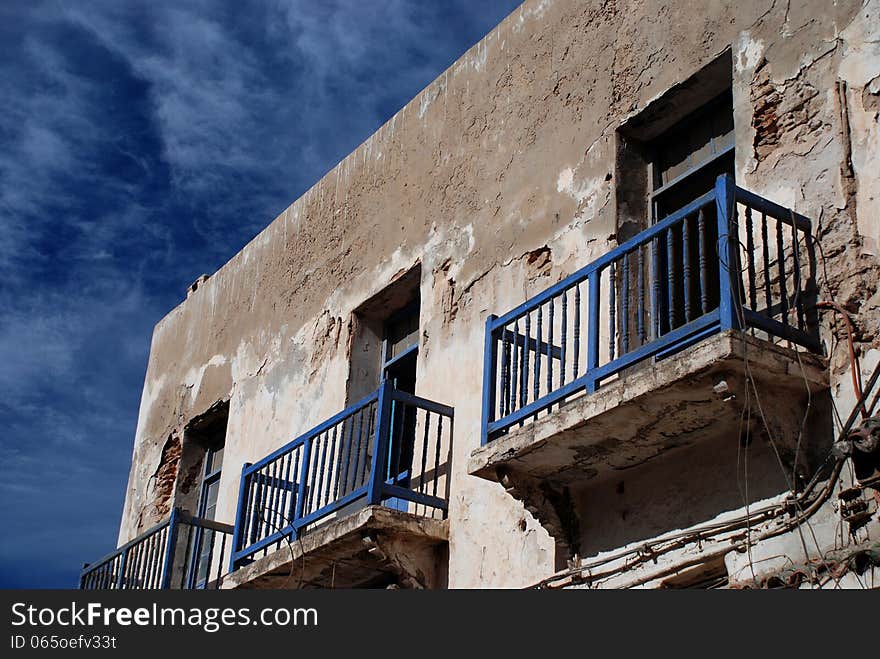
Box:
[572,395,833,557]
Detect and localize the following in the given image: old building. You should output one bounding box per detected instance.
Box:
[81,0,880,590]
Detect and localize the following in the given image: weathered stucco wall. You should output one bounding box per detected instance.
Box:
[120,0,880,588]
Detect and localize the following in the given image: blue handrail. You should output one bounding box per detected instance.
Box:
[481,174,820,444]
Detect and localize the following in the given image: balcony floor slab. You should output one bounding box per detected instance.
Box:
[222,506,448,589]
[469,330,829,488]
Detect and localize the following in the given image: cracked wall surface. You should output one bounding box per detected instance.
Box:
[119,0,880,588]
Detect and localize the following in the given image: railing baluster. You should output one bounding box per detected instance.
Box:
[523,312,531,410]
[263,460,278,537]
[420,411,430,495]
[289,449,300,521]
[362,402,376,486]
[146,532,158,589]
[325,425,337,505]
[792,220,805,331]
[776,215,788,324]
[547,299,554,397]
[118,553,126,589]
[260,463,271,537]
[158,527,168,589]
[273,458,285,532]
[367,381,393,505]
[588,271,600,378]
[294,436,311,523]
[241,473,255,546]
[137,535,149,590]
[517,318,526,413]
[204,529,216,588]
[265,462,277,537]
[561,290,568,385]
[621,253,630,353]
[287,451,297,526]
[265,464,277,543]
[143,537,155,589]
[124,546,135,589]
[160,525,171,589]
[304,441,317,516]
[732,203,743,317]
[246,475,257,546]
[637,247,645,345]
[574,283,581,377]
[143,536,155,587]
[251,469,265,543]
[180,520,194,589]
[132,541,143,590]
[608,262,616,361]
[144,532,155,589]
[215,533,227,589]
[761,212,772,312]
[510,319,523,412]
[698,210,708,316]
[501,328,511,418]
[340,416,353,497]
[745,206,757,309]
[715,174,739,330]
[277,454,289,537]
[666,227,675,330]
[481,317,498,446]
[682,216,691,322]
[317,432,329,509]
[651,237,661,337]
[433,415,443,498]
[126,545,141,588]
[534,305,542,407]
[394,402,404,486]
[351,409,365,492]
[260,465,270,538]
[257,467,269,539]
[159,526,169,589]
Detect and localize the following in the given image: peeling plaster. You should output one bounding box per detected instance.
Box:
[119,0,880,589]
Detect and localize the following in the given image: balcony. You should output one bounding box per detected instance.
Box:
[80,508,233,589]
[469,175,829,553]
[225,379,453,589]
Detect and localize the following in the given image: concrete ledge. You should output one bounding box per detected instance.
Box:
[469,330,828,486]
[222,506,448,589]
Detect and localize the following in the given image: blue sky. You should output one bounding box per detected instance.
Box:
[0,0,522,589]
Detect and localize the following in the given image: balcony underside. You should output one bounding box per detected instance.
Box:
[469,330,828,489]
[222,506,448,589]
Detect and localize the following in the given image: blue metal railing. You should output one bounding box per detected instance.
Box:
[230,380,453,570]
[481,174,820,443]
[80,509,234,589]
